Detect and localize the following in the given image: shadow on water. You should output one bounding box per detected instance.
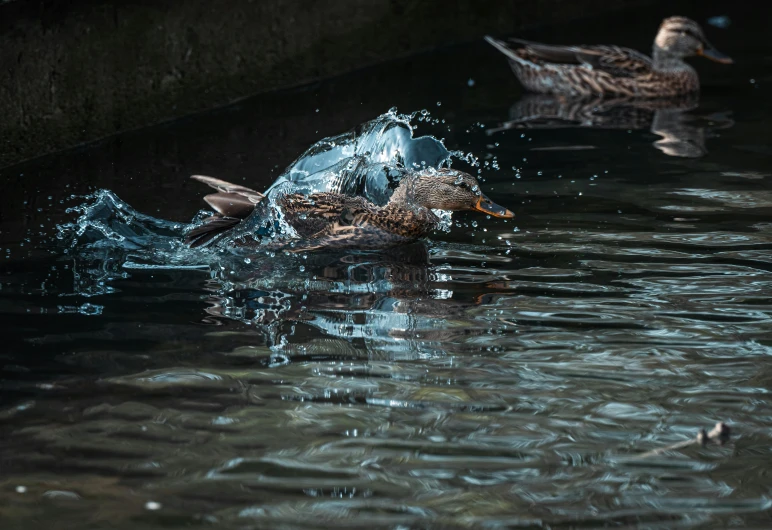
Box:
[2,3,772,529]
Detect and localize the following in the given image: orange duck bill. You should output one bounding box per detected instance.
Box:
[698,44,733,64]
[473,194,515,218]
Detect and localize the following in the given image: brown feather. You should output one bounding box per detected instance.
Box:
[191,175,265,203]
[186,175,268,246]
[278,191,439,250]
[186,169,513,251]
[185,217,242,248]
[505,38,652,73]
[484,16,729,98]
[203,192,256,219]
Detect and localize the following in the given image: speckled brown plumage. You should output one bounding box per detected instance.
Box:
[185,168,515,250]
[486,16,732,98]
[278,192,440,250]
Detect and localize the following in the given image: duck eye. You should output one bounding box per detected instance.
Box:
[682,29,700,40]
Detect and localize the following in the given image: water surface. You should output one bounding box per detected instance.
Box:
[1,4,772,529]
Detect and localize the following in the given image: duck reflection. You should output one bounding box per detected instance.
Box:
[487,93,733,158]
[200,242,489,361]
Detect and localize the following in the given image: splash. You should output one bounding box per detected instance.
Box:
[54,110,461,295]
[265,108,452,204]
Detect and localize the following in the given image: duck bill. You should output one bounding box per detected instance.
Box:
[698,45,733,64]
[474,195,515,219]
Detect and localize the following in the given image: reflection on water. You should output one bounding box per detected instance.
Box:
[2,10,772,529]
[488,94,734,157]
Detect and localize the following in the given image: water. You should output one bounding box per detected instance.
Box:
[2,4,772,528]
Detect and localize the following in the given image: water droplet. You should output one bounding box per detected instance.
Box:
[467,78,475,87]
[145,501,162,511]
[244,257,251,264]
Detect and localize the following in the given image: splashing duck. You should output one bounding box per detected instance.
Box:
[485,16,732,98]
[185,169,514,250]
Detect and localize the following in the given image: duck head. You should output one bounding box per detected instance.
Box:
[400,168,515,218]
[654,16,733,64]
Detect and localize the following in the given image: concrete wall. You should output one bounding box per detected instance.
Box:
[0,0,655,168]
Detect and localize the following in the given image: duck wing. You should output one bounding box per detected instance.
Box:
[572,45,653,78]
[278,192,418,250]
[504,38,653,78]
[185,175,267,247]
[191,175,265,219]
[288,224,412,252]
[280,193,374,238]
[280,193,437,251]
[185,216,242,248]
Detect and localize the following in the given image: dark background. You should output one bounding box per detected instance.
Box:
[2,0,661,167]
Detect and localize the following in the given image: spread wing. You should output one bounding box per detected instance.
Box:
[185,216,242,248]
[185,175,267,247]
[191,175,265,219]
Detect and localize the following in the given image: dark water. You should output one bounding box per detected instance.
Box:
[2,4,772,529]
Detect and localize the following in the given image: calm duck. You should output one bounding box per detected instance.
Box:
[485,16,732,98]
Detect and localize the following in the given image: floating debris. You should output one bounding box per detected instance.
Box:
[707,15,731,28]
[634,422,731,459]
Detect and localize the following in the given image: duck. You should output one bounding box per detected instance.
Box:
[185,169,514,250]
[485,16,732,98]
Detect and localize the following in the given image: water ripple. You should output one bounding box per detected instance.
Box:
[3,100,772,529]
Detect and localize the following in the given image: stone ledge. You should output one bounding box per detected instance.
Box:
[1,0,655,168]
